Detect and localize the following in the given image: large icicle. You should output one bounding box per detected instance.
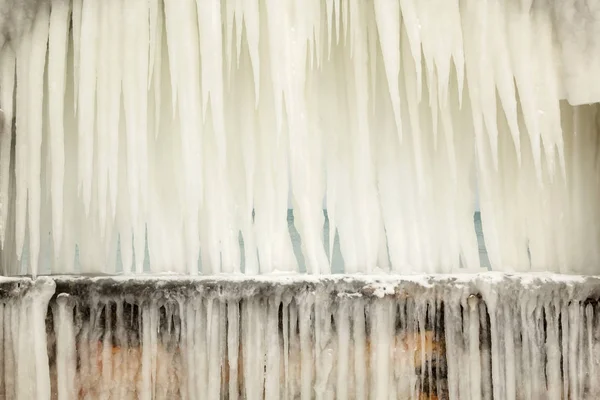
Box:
[26,1,50,277]
[47,0,71,258]
[0,49,15,249]
[77,0,99,215]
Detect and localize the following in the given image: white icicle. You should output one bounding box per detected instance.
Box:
[243,0,261,105]
[148,0,160,89]
[106,0,122,219]
[164,0,203,274]
[488,0,521,162]
[53,296,77,400]
[15,30,31,262]
[136,0,150,222]
[72,0,83,111]
[507,1,541,180]
[47,0,71,257]
[149,0,164,143]
[27,2,50,277]
[96,0,111,237]
[398,0,422,101]
[122,0,139,230]
[0,48,15,248]
[373,0,402,140]
[78,0,99,215]
[196,0,227,165]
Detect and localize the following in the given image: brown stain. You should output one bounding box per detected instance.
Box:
[73,329,446,398]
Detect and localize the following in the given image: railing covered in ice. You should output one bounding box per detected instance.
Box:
[0,274,599,399]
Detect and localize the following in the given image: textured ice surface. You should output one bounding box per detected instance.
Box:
[1,0,600,276]
[0,275,598,399]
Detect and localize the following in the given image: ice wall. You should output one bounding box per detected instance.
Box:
[0,274,598,399]
[1,0,600,276]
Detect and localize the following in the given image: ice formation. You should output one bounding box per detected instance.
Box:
[1,0,600,277]
[0,274,596,399]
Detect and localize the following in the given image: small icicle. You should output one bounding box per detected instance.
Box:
[467,296,482,400]
[53,295,77,400]
[299,295,314,400]
[352,299,367,399]
[264,297,281,399]
[227,301,240,400]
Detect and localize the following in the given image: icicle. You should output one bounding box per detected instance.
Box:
[0,49,15,248]
[106,0,122,220]
[243,0,261,106]
[96,0,111,237]
[78,0,99,215]
[53,295,77,400]
[148,0,160,89]
[72,0,83,111]
[507,1,541,180]
[398,0,422,101]
[265,296,281,399]
[27,3,50,277]
[47,0,70,257]
[196,0,226,166]
[135,0,150,222]
[227,301,240,400]
[122,0,141,233]
[14,29,31,263]
[373,0,402,141]
[488,0,521,163]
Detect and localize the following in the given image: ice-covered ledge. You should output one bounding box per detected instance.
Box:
[3,272,600,302]
[1,272,598,399]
